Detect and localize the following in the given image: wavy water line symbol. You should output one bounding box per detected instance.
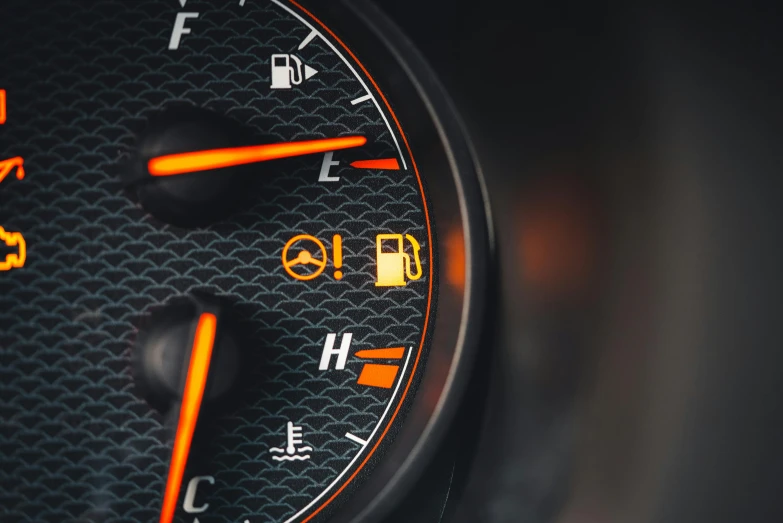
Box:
[271,454,312,462]
[270,422,313,461]
[270,446,313,453]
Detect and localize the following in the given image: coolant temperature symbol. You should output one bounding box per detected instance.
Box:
[270,422,313,461]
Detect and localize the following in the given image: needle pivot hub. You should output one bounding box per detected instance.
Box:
[124,105,367,228]
[126,106,254,228]
[133,293,241,414]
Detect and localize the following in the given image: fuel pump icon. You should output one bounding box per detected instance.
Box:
[375,233,423,287]
[270,54,318,90]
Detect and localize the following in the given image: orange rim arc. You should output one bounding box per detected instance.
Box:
[288,1,435,522]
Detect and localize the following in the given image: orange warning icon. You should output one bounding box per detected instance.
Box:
[0,157,25,186]
[375,233,422,287]
[282,234,343,281]
[0,227,26,271]
[0,89,6,125]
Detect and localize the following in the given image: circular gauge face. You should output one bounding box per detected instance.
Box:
[0,1,488,523]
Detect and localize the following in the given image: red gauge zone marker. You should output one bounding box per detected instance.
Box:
[355,347,406,389]
[350,158,400,170]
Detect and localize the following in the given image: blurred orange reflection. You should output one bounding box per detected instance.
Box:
[518,176,597,301]
[445,225,465,290]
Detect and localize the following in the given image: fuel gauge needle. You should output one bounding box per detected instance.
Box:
[148,135,367,177]
[159,312,218,523]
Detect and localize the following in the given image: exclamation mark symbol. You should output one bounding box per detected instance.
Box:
[333,234,343,280]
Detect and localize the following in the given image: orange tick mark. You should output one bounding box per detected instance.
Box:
[355,347,405,360]
[356,363,399,389]
[349,158,400,170]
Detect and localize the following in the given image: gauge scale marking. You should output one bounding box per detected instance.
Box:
[0,1,436,523]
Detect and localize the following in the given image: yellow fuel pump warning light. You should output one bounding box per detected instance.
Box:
[375,233,423,287]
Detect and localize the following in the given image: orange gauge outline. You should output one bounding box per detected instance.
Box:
[287,2,435,522]
[282,234,328,281]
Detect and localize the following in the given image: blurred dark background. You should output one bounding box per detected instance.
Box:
[373,2,783,522]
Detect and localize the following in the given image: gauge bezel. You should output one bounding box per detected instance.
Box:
[292,1,493,521]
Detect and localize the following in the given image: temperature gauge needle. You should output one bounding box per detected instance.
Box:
[148,135,367,176]
[159,312,218,523]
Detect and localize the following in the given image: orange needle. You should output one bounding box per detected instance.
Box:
[159,312,218,523]
[148,135,367,177]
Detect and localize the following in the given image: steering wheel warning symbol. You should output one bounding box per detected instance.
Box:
[282,234,343,281]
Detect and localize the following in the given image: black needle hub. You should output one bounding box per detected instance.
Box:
[124,106,255,228]
[133,293,242,414]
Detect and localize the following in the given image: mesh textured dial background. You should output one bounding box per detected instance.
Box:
[0,1,431,522]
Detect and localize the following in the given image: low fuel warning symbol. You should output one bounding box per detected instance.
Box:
[375,233,422,287]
